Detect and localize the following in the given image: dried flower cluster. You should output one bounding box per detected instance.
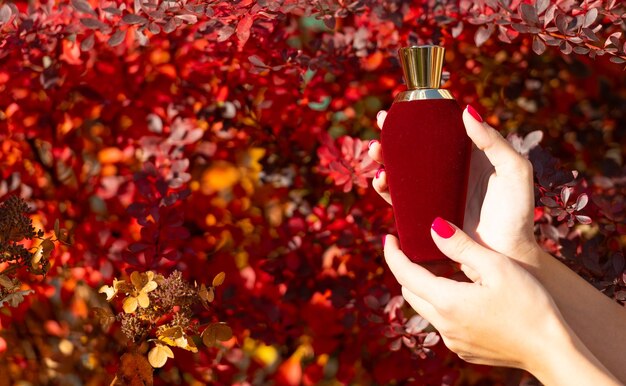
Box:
[98,270,231,371]
[0,196,57,307]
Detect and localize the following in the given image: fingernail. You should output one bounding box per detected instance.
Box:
[375,168,385,179]
[466,105,483,123]
[377,111,383,119]
[431,217,456,239]
[368,140,378,149]
[382,235,386,247]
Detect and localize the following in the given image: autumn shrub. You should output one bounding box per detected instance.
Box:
[0,0,625,385]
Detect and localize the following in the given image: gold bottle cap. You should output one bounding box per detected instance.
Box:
[398,45,445,90]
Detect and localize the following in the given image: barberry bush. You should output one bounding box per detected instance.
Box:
[0,0,625,384]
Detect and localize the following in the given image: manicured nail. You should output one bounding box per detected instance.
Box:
[368,140,378,149]
[375,168,385,179]
[466,105,483,123]
[431,217,456,239]
[382,235,386,247]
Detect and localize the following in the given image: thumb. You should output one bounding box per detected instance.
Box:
[462,105,530,177]
[430,217,501,279]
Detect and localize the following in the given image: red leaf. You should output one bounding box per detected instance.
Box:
[573,46,590,55]
[519,3,539,26]
[80,18,107,30]
[532,36,546,55]
[217,25,235,42]
[248,55,266,67]
[575,215,592,225]
[80,34,95,51]
[605,32,622,47]
[555,14,568,34]
[582,27,600,42]
[163,18,176,34]
[535,0,549,15]
[102,6,122,15]
[474,25,494,47]
[108,29,126,47]
[561,187,573,205]
[544,4,557,27]
[0,4,11,24]
[71,0,96,16]
[575,194,589,211]
[451,22,463,38]
[583,8,598,28]
[559,40,573,54]
[122,13,147,25]
[236,15,254,49]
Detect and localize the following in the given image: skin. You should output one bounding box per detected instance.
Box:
[371,108,625,384]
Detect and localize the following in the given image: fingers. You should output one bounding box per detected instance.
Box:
[368,110,386,164]
[401,287,442,327]
[376,110,387,130]
[462,106,530,177]
[430,217,502,280]
[460,264,481,283]
[367,140,383,164]
[384,235,453,303]
[370,109,391,204]
[372,168,392,204]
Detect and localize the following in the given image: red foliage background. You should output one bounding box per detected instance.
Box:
[1,0,626,384]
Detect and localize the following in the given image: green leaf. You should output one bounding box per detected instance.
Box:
[308,96,331,111]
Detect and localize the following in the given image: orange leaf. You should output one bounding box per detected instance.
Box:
[113,352,153,386]
[212,272,225,287]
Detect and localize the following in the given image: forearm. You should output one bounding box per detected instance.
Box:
[529,318,622,386]
[527,249,626,382]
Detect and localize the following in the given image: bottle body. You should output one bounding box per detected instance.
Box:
[381,98,471,263]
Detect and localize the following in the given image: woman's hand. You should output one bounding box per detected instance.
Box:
[370,107,540,269]
[384,219,559,369]
[384,221,622,386]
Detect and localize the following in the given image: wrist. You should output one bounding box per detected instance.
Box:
[526,315,621,386]
[509,241,548,273]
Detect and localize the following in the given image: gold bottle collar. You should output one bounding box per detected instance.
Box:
[394,89,454,102]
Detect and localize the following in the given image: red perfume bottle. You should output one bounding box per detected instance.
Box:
[381,46,471,263]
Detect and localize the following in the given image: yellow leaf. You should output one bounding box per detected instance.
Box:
[157,326,197,352]
[202,323,233,347]
[157,326,183,347]
[130,271,148,290]
[32,238,54,267]
[174,335,198,353]
[137,292,150,308]
[143,280,157,292]
[199,284,214,303]
[123,297,138,313]
[0,275,14,289]
[254,343,279,367]
[148,344,174,368]
[98,285,116,301]
[212,272,226,287]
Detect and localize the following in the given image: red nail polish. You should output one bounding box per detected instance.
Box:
[431,217,456,239]
[382,235,386,247]
[375,168,385,179]
[368,140,378,149]
[466,105,483,123]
